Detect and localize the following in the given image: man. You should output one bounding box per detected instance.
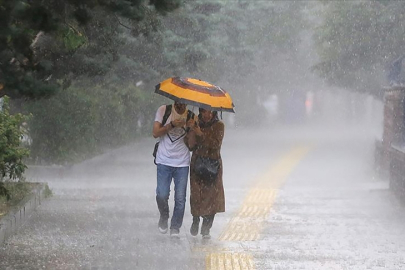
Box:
[152,101,196,237]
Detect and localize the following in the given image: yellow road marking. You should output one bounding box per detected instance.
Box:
[255,146,312,189]
[192,246,230,253]
[206,253,254,270]
[219,145,311,242]
[204,145,312,270]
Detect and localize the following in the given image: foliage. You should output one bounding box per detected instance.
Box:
[4,0,309,164]
[0,97,30,181]
[1,181,30,204]
[0,0,181,99]
[313,1,405,97]
[0,182,46,215]
[1,0,182,164]
[25,81,152,164]
[144,1,308,126]
[209,1,309,124]
[43,183,52,198]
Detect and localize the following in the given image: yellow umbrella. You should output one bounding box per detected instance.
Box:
[155,77,235,113]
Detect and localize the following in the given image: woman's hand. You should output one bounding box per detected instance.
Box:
[186,118,195,129]
[193,125,204,137]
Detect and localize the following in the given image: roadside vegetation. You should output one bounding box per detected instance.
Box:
[2,0,309,166]
[0,97,31,213]
[313,1,405,98]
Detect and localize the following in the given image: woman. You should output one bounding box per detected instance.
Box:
[185,108,225,239]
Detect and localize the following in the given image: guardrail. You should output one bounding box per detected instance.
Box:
[0,183,47,247]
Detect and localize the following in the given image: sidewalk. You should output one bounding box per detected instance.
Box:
[1,124,405,269]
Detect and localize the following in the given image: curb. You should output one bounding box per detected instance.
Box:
[0,183,47,247]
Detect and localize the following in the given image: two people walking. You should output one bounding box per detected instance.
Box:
[152,101,225,238]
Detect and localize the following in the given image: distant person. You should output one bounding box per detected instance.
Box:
[388,55,405,86]
[152,101,196,238]
[185,108,225,239]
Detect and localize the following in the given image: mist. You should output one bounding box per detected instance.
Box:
[2,1,405,269]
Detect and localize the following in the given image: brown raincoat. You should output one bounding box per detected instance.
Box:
[187,120,225,216]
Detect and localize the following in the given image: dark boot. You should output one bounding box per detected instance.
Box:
[201,214,215,238]
[190,216,200,236]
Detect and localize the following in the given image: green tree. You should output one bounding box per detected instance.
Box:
[313,1,405,97]
[206,1,308,124]
[6,0,309,164]
[0,97,29,181]
[1,0,182,164]
[0,0,181,99]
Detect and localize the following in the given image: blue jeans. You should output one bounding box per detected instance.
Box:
[156,164,189,230]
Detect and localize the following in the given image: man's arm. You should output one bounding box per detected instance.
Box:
[152,118,186,138]
[152,121,174,138]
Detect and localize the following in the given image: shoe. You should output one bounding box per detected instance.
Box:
[190,218,199,236]
[170,228,180,238]
[200,226,210,238]
[158,217,168,234]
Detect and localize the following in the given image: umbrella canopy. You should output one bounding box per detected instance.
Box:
[155,77,235,113]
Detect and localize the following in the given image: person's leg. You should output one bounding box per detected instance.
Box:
[190,216,200,236]
[170,166,189,232]
[201,214,215,237]
[156,164,173,233]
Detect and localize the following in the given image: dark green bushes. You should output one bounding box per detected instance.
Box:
[25,83,156,164]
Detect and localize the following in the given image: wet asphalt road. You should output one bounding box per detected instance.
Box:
[1,122,405,270]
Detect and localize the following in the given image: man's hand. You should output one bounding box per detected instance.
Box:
[171,118,186,127]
